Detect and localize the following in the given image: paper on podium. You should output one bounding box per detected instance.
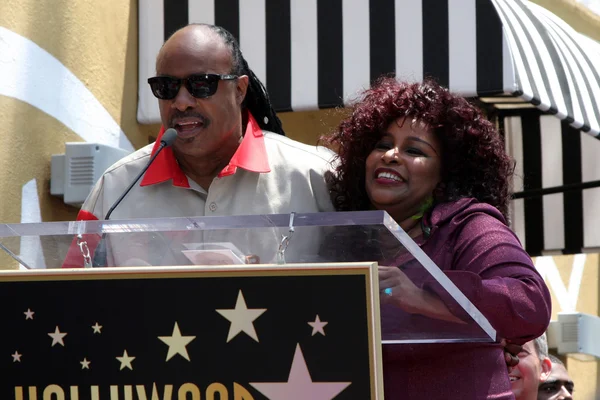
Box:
[182,242,246,265]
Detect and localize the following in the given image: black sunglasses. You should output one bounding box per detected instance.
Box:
[147,74,238,100]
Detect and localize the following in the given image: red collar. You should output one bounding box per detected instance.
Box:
[140,114,270,187]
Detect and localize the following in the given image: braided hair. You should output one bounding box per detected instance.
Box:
[190,24,285,135]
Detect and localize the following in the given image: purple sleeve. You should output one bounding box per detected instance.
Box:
[423,212,551,343]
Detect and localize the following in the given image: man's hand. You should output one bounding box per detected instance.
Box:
[500,338,521,368]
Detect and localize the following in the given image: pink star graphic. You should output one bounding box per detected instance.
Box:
[250,344,351,400]
[308,315,328,336]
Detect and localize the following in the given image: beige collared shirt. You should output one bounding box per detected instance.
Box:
[72,130,335,267]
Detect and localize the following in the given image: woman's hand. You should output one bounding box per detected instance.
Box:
[378,265,425,314]
[378,265,463,323]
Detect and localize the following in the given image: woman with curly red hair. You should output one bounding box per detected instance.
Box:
[324,78,551,399]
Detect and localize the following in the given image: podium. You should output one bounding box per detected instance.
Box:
[0,211,495,400]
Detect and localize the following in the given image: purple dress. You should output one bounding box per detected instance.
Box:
[381,198,551,399]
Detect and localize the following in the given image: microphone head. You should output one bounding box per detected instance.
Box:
[160,128,178,147]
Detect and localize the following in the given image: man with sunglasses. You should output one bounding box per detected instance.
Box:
[65,24,334,267]
[538,355,574,400]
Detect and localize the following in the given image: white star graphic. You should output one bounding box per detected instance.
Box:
[91,322,102,334]
[308,315,328,336]
[216,290,266,342]
[12,351,22,362]
[116,350,135,370]
[24,309,34,320]
[48,326,67,347]
[250,344,351,400]
[80,358,91,369]
[158,322,196,361]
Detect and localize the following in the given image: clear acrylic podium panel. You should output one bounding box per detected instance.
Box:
[0,211,496,344]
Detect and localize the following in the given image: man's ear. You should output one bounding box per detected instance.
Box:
[540,357,552,381]
[236,75,249,106]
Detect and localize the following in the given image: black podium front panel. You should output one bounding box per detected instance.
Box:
[2,264,382,400]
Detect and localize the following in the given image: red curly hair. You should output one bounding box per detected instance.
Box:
[323,78,514,219]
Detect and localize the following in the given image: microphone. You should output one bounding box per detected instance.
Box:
[92,128,178,267]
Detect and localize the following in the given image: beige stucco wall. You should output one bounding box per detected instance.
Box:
[0,0,148,226]
[531,0,600,42]
[536,254,600,399]
[279,109,347,145]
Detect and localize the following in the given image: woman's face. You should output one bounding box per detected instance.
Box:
[365,118,442,223]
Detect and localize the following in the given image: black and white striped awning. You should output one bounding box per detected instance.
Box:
[503,109,600,255]
[137,0,600,139]
[493,0,600,138]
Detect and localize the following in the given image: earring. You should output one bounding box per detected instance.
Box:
[411,196,434,221]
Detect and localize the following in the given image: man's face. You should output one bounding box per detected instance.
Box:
[538,363,574,400]
[510,341,545,400]
[155,27,248,160]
